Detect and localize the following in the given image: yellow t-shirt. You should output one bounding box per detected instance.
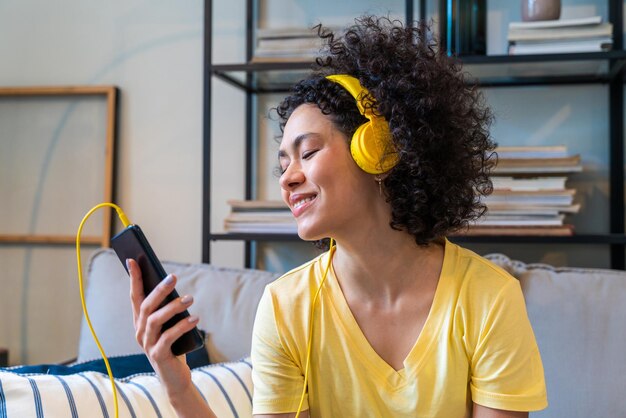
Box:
[251,240,547,417]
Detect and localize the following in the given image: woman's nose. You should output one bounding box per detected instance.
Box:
[279,163,305,190]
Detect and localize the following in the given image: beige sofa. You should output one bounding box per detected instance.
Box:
[2,248,625,417]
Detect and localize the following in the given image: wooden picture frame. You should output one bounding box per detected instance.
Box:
[0,86,118,246]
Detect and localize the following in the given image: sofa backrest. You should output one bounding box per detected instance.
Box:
[78,249,280,363]
[485,254,626,418]
[80,249,626,417]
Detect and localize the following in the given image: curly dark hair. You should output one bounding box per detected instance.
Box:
[275,16,496,246]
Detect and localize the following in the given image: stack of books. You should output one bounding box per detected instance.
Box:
[223,200,296,234]
[465,146,582,236]
[507,16,612,55]
[492,145,583,174]
[252,27,333,63]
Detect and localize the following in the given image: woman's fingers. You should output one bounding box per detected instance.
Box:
[149,314,200,362]
[127,259,197,354]
[127,259,145,323]
[143,294,196,348]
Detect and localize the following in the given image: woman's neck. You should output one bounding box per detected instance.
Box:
[331,228,445,305]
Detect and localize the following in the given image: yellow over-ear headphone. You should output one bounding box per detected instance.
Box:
[325,74,398,174]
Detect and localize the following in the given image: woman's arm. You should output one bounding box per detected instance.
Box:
[473,403,528,418]
[128,259,216,418]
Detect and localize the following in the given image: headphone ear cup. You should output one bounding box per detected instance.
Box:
[350,121,386,174]
[350,122,397,174]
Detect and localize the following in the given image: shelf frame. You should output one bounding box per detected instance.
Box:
[211,51,626,93]
[203,0,626,269]
[609,0,625,269]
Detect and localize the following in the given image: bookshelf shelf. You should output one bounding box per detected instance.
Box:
[204,0,626,269]
[212,51,626,93]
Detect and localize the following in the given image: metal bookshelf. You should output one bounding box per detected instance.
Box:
[203,0,626,269]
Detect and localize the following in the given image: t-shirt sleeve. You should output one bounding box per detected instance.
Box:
[469,279,548,412]
[251,287,308,415]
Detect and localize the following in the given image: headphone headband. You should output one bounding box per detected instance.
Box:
[325,74,398,174]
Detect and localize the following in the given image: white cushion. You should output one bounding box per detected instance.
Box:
[485,254,626,418]
[78,249,279,363]
[0,358,252,417]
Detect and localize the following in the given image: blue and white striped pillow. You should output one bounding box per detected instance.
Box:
[0,358,252,418]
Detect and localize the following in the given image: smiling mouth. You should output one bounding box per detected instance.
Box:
[293,195,317,210]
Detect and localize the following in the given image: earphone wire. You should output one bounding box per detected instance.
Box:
[294,238,336,418]
[77,203,131,418]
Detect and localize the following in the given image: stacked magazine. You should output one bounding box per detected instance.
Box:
[466,145,582,236]
[223,200,295,234]
[252,26,336,63]
[507,15,612,55]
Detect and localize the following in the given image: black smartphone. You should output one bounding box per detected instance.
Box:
[110,224,204,356]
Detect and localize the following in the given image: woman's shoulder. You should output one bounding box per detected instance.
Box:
[265,251,330,300]
[449,241,521,297]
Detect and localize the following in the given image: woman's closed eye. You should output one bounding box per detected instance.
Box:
[303,149,319,159]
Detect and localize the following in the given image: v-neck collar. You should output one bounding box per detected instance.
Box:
[324,239,457,389]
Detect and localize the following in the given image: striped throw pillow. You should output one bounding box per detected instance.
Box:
[0,358,252,418]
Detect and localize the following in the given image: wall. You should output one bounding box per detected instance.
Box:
[0,0,208,364]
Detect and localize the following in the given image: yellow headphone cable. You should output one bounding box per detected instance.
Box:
[76,202,131,418]
[295,238,336,418]
[78,203,333,418]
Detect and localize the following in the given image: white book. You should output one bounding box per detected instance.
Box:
[475,214,565,227]
[495,145,568,158]
[509,16,602,30]
[509,38,612,55]
[224,223,298,234]
[491,176,567,191]
[507,23,612,41]
[257,37,323,51]
[487,203,581,214]
[483,190,575,206]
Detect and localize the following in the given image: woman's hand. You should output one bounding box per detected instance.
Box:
[127,258,200,398]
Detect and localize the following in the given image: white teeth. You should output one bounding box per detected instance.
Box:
[293,196,315,209]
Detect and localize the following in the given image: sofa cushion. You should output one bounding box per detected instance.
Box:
[485,254,626,418]
[6,352,210,379]
[0,358,252,417]
[78,249,279,363]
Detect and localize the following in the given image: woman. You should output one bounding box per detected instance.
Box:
[128,16,547,418]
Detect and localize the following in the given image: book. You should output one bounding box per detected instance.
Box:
[454,225,574,236]
[257,37,323,51]
[497,155,581,167]
[224,213,294,222]
[493,154,583,174]
[223,223,298,234]
[476,214,565,227]
[227,200,289,211]
[509,38,612,55]
[483,189,576,206]
[492,165,583,174]
[491,176,568,191]
[495,145,568,159]
[507,23,612,42]
[486,203,581,214]
[508,16,602,30]
[224,200,295,234]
